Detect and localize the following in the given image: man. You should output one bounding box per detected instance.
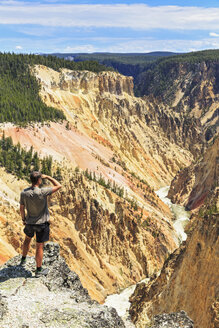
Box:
[19,171,62,277]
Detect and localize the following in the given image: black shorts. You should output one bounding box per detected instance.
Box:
[23,222,50,243]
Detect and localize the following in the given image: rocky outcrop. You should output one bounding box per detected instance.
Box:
[148,311,194,328]
[129,189,219,328]
[34,65,134,96]
[168,136,219,209]
[0,242,125,328]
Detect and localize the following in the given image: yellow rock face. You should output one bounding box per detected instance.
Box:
[129,137,218,328]
[129,189,219,328]
[32,64,195,189]
[168,136,219,209]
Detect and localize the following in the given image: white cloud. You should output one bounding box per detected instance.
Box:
[53,38,219,54]
[100,38,219,53]
[63,44,95,53]
[209,32,219,37]
[15,45,22,49]
[2,36,219,54]
[0,3,219,30]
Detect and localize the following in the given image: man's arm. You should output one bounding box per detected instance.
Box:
[41,174,62,194]
[20,204,26,225]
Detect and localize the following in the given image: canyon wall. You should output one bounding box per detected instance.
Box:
[136,60,219,142]
[129,139,219,328]
[168,136,219,209]
[33,65,203,187]
[130,189,219,328]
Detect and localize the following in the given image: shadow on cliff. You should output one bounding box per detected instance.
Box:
[0,263,34,283]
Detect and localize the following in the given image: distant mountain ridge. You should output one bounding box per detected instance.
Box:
[48,51,179,59]
[45,51,180,80]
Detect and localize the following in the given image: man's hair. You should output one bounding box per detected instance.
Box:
[30,171,42,185]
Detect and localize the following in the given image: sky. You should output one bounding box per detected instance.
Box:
[1,0,219,54]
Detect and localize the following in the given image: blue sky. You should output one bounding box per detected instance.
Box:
[1,0,219,54]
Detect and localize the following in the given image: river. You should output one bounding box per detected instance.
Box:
[104,186,191,326]
[155,186,191,244]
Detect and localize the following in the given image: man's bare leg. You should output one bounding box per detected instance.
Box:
[36,242,44,268]
[22,235,32,257]
[35,242,48,276]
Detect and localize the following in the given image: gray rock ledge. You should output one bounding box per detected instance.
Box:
[149,311,194,328]
[0,242,125,328]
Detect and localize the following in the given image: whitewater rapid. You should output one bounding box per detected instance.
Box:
[104,278,149,327]
[105,186,191,324]
[155,186,191,244]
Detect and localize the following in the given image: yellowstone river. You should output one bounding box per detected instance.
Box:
[155,186,191,244]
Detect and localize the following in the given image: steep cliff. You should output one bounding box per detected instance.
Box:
[168,136,219,209]
[30,65,200,188]
[128,110,219,328]
[129,188,219,328]
[136,51,219,142]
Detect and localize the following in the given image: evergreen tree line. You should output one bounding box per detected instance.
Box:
[83,168,125,197]
[0,52,113,125]
[0,132,62,182]
[82,168,138,210]
[61,52,177,80]
[74,54,159,80]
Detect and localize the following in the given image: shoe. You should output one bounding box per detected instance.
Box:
[35,267,49,277]
[19,257,27,266]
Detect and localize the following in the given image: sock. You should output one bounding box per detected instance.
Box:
[21,256,26,260]
[37,266,42,271]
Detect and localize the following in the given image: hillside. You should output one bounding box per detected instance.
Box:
[0,59,188,302]
[168,136,219,209]
[52,50,219,143]
[0,53,112,125]
[0,53,214,320]
[135,49,219,142]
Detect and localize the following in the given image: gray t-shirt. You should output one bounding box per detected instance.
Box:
[20,186,53,224]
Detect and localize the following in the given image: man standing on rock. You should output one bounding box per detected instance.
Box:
[19,171,62,277]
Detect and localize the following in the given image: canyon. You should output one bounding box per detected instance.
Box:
[1,65,193,302]
[0,55,218,327]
